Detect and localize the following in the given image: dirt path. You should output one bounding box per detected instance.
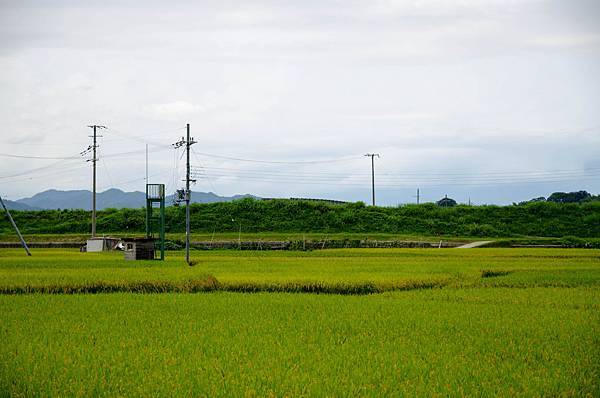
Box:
[455,241,493,249]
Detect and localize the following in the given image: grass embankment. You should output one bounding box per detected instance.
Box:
[2,199,599,237]
[1,248,598,294]
[0,232,468,243]
[1,288,598,396]
[3,233,600,250]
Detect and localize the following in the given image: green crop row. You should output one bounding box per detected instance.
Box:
[1,248,598,294]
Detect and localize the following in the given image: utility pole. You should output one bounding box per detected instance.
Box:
[173,124,196,265]
[364,153,379,206]
[0,196,31,256]
[87,124,106,238]
[416,188,420,205]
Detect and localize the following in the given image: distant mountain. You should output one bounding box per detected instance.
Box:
[1,199,42,211]
[13,189,258,210]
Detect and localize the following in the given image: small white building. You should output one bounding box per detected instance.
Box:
[86,237,120,252]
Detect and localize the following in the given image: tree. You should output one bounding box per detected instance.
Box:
[547,191,591,203]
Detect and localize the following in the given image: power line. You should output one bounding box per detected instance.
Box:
[105,126,184,147]
[2,164,89,183]
[101,157,114,188]
[191,165,600,183]
[194,170,600,188]
[191,147,219,195]
[0,153,80,160]
[101,146,171,159]
[192,152,363,164]
[97,171,170,191]
[190,167,600,181]
[0,156,83,180]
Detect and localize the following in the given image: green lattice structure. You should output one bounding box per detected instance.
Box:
[145,184,165,260]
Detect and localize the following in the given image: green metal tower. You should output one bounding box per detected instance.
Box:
[146,184,165,260]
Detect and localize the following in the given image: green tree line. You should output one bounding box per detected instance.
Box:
[1,199,599,238]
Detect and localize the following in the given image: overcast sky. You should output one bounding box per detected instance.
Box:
[1,0,599,205]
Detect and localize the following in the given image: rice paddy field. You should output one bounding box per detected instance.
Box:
[0,248,599,396]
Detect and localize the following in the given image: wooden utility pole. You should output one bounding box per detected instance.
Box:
[87,124,105,237]
[0,196,31,256]
[364,153,380,206]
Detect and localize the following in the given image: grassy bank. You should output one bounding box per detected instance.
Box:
[2,199,599,237]
[0,232,467,243]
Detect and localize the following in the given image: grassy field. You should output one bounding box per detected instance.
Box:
[0,248,598,396]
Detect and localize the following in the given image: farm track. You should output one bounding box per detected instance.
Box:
[456,240,493,248]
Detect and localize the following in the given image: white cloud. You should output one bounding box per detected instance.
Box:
[149,101,206,121]
[342,112,439,121]
[527,33,600,49]
[0,0,599,203]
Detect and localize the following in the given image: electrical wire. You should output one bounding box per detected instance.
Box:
[0,163,89,183]
[192,152,363,164]
[0,153,81,160]
[101,157,115,188]
[192,164,600,179]
[0,154,85,179]
[197,172,599,188]
[191,147,219,195]
[104,126,184,148]
[97,171,171,191]
[191,165,600,183]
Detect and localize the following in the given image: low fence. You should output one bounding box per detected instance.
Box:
[190,239,464,250]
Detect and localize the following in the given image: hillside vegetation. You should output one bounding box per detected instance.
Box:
[2,199,599,238]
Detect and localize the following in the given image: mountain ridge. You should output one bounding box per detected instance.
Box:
[5,189,258,210]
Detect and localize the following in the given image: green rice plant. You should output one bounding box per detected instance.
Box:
[0,288,598,396]
[0,248,598,396]
[481,269,513,278]
[1,248,599,294]
[0,277,219,295]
